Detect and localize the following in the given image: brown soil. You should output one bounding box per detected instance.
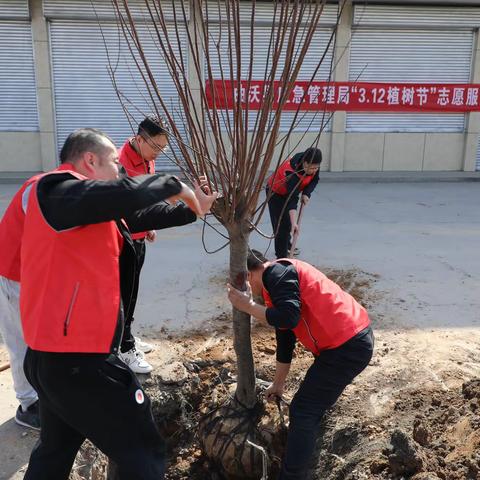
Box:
[69,268,480,480]
[147,330,480,480]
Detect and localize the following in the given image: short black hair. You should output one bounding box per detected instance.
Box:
[301,147,322,165]
[137,116,168,138]
[247,249,267,271]
[59,128,114,164]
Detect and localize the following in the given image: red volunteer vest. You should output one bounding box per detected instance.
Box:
[20,168,124,353]
[262,259,370,355]
[0,164,77,282]
[119,139,155,240]
[267,159,314,196]
[0,173,44,281]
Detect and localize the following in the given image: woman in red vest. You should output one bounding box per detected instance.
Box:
[227,251,374,480]
[266,148,321,258]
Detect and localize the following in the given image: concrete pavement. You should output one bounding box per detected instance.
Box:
[0,179,479,477]
[1,180,479,334]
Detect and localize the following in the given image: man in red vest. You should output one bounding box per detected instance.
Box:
[227,251,374,480]
[117,116,171,373]
[7,128,216,480]
[266,148,321,258]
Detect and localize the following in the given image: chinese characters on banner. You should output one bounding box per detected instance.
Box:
[205,80,480,112]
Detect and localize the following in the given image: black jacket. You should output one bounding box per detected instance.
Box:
[263,261,301,364]
[36,172,197,352]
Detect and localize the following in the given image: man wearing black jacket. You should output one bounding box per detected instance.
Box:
[227,251,373,480]
[266,148,321,258]
[8,128,216,480]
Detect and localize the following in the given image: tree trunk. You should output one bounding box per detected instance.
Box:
[227,223,257,408]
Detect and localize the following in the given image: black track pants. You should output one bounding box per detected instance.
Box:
[23,349,165,480]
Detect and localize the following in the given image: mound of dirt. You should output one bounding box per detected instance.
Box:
[322,267,381,310]
[310,376,480,480]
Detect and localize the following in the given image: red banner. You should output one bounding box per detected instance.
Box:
[205,80,480,112]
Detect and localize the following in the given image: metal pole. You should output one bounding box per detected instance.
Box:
[289,202,305,258]
[247,439,268,480]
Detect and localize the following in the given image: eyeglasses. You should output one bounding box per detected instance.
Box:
[141,135,169,153]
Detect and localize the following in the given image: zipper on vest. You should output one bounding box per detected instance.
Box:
[303,318,321,355]
[63,282,80,336]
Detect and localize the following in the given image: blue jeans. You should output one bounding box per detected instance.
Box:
[279,326,374,480]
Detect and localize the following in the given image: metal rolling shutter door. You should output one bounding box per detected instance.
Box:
[0,1,38,132]
[0,0,29,18]
[206,2,337,132]
[47,2,189,170]
[347,5,473,133]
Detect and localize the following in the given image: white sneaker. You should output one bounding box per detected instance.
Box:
[134,336,154,354]
[119,347,153,374]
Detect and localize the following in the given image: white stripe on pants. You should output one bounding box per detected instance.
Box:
[0,276,37,410]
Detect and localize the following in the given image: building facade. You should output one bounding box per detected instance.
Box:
[1,0,480,174]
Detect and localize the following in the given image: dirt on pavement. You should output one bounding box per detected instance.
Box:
[2,267,480,479]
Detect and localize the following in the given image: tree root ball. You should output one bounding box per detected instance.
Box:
[199,396,288,479]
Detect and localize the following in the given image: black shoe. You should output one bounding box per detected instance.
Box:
[15,400,40,431]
